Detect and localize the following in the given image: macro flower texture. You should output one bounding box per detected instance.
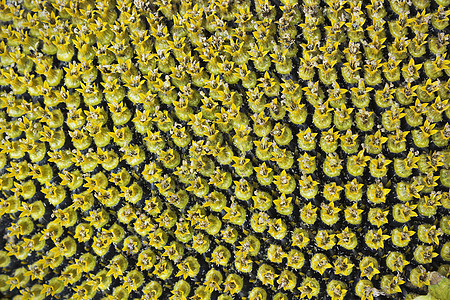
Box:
[1,0,450,299]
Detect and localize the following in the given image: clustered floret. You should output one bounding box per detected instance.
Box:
[1,0,450,299]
